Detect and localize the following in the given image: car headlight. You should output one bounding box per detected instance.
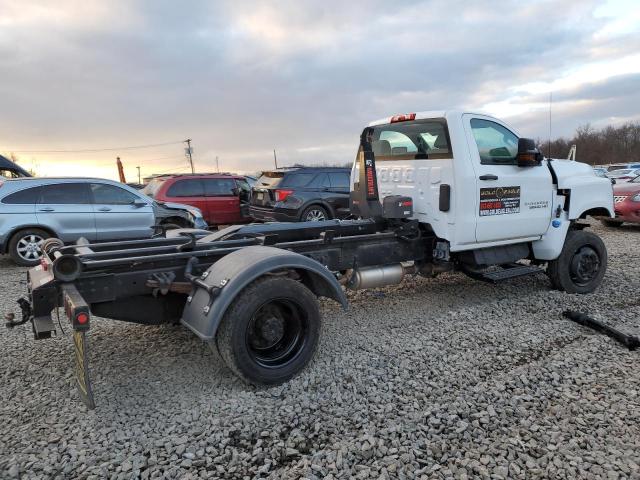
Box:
[632,193,640,202]
[186,207,203,217]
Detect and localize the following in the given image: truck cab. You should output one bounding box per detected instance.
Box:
[351,111,614,261]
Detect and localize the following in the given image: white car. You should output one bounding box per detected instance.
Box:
[607,168,640,182]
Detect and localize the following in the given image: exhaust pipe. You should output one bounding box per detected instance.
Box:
[347,263,415,290]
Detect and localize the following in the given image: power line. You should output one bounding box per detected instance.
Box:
[3,140,185,154]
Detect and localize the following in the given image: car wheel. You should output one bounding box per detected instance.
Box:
[302,205,329,222]
[600,219,623,228]
[547,229,607,294]
[8,228,50,266]
[215,276,321,385]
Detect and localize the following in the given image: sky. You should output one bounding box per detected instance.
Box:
[0,0,639,181]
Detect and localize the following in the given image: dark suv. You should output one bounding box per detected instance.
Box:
[249,167,351,222]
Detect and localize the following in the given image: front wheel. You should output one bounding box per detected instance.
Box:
[547,230,607,294]
[215,276,321,385]
[8,228,50,266]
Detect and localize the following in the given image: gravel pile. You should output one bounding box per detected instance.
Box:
[1,222,639,479]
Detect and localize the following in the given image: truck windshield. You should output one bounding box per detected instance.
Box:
[363,119,452,161]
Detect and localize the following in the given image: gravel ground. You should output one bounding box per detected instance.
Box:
[1,222,639,479]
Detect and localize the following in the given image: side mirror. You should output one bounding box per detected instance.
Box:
[231,187,240,196]
[516,138,543,167]
[611,178,616,185]
[132,198,147,208]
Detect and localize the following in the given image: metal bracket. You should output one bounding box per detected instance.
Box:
[176,233,197,251]
[149,272,176,296]
[433,241,450,261]
[394,220,420,241]
[321,230,336,245]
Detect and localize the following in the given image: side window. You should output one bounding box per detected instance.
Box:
[329,172,349,189]
[470,119,519,165]
[2,186,41,204]
[282,173,315,187]
[204,179,236,196]
[308,174,329,188]
[91,183,139,205]
[39,183,90,204]
[166,179,204,197]
[235,179,251,202]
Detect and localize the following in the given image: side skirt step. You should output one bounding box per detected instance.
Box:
[478,264,545,283]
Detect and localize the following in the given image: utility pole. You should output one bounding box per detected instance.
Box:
[215,156,219,173]
[184,139,194,173]
[273,149,278,169]
[136,166,141,184]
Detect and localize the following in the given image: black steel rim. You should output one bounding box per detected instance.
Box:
[569,245,601,286]
[246,298,308,369]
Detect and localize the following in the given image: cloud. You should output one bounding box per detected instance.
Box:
[0,0,637,178]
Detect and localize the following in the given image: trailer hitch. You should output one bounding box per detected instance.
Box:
[563,310,640,351]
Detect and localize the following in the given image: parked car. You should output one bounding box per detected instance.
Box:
[249,167,351,222]
[606,168,640,182]
[154,201,208,230]
[0,177,207,265]
[601,175,640,227]
[142,173,251,227]
[593,167,608,177]
[0,154,32,178]
[606,163,640,172]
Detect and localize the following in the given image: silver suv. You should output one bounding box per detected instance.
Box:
[0,177,206,266]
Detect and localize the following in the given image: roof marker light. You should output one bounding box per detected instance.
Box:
[390,113,416,123]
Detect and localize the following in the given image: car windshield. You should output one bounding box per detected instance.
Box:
[631,176,640,183]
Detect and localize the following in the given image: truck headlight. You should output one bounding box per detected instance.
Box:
[632,194,640,202]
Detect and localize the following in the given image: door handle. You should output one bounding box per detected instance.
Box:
[479,174,499,181]
[98,207,112,212]
[38,207,55,212]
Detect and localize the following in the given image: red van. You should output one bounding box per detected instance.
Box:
[142,174,251,226]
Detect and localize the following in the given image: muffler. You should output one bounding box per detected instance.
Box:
[347,263,415,290]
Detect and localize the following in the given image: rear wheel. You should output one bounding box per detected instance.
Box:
[8,228,50,266]
[301,205,329,222]
[547,230,607,294]
[216,276,320,385]
[600,218,623,228]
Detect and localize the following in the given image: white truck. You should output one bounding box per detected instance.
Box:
[350,110,614,292]
[11,110,614,407]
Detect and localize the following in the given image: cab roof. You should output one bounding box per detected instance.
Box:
[368,110,484,126]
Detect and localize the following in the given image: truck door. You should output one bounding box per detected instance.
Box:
[463,114,553,243]
[90,183,155,240]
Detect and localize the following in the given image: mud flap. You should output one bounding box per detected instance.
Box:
[73,331,95,409]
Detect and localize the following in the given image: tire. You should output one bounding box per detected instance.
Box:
[600,218,623,228]
[547,229,607,294]
[301,205,330,222]
[8,228,50,266]
[215,276,321,385]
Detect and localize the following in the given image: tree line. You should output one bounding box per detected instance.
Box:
[541,122,640,166]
